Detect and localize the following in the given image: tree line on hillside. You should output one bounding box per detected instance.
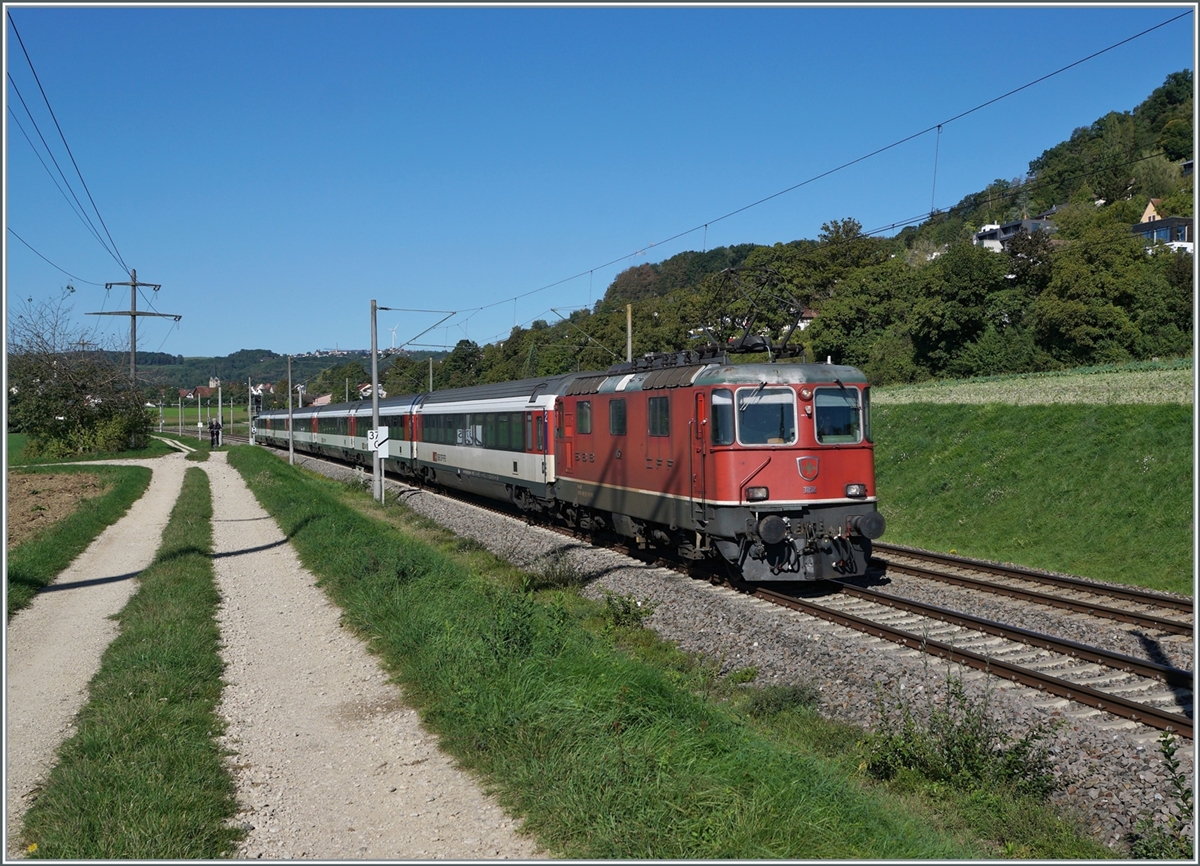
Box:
[350,70,1191,392]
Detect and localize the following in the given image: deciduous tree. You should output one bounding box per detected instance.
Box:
[8,297,151,457]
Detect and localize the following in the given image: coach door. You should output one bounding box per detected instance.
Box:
[689,390,707,521]
[554,400,574,476]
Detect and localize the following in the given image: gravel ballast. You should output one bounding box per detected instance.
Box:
[8,441,1191,857]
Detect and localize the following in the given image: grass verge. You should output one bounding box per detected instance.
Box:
[228,445,1110,858]
[874,402,1193,595]
[6,432,175,466]
[19,467,242,859]
[7,465,152,618]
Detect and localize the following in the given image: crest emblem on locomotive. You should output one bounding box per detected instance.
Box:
[797,456,819,481]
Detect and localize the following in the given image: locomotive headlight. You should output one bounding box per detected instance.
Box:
[845,483,867,498]
[746,486,770,502]
[799,388,812,401]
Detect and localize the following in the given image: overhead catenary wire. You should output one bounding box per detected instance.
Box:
[6,79,123,269]
[472,141,1184,350]
[462,10,1191,344]
[7,104,111,252]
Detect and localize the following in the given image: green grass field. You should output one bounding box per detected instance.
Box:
[6,362,1188,857]
[872,398,1193,597]
[7,432,175,466]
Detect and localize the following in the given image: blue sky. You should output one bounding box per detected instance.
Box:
[4,4,1195,360]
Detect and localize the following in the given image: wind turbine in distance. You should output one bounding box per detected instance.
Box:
[388,324,399,351]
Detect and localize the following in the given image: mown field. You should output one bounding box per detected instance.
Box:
[872,360,1193,595]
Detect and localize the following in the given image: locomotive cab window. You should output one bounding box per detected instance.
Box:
[577,401,592,434]
[736,387,796,445]
[814,387,863,444]
[711,390,734,446]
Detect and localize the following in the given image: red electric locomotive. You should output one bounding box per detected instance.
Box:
[552,351,884,581]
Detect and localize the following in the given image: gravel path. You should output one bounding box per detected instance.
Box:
[203,452,540,859]
[5,453,187,859]
[5,450,542,860]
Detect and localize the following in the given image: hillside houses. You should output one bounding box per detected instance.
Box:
[973,198,1194,256]
[1131,198,1193,254]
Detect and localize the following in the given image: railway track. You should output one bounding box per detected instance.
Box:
[873,542,1193,638]
[753,582,1193,739]
[253,445,1196,739]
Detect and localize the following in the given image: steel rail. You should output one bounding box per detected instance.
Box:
[754,586,1194,740]
[875,542,1194,614]
[879,558,1192,637]
[831,581,1193,688]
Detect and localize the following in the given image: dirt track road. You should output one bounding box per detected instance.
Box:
[5,448,541,860]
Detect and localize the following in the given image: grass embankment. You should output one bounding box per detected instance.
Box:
[7,464,152,618]
[228,445,1108,859]
[873,401,1192,596]
[20,468,241,859]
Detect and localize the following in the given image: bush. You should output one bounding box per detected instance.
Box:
[864,676,1058,799]
[742,683,821,718]
[599,591,657,632]
[1128,732,1194,859]
[8,297,152,458]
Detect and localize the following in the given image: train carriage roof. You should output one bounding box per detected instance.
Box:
[256,360,869,417]
[564,361,869,396]
[693,362,868,387]
[419,372,585,407]
[257,394,423,418]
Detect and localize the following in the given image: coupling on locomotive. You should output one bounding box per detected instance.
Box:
[254,349,885,582]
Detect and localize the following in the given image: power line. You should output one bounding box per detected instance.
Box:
[6,227,105,286]
[6,76,121,265]
[6,103,109,249]
[7,11,130,275]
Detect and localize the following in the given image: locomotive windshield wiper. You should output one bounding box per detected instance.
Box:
[739,382,768,412]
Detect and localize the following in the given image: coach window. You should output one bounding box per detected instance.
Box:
[609,398,626,436]
[737,387,797,445]
[648,396,670,437]
[577,401,592,434]
[814,387,862,444]
[711,390,734,446]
